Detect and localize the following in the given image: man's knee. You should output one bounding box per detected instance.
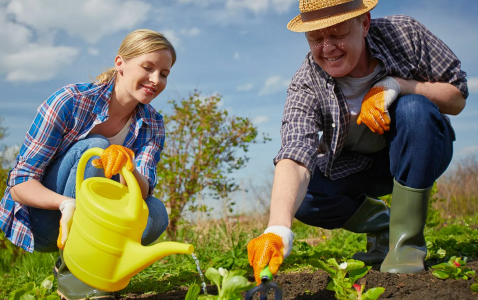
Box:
[392,94,439,126]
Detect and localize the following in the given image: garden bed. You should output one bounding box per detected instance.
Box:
[121,260,478,300]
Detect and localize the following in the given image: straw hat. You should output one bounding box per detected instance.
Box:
[287,0,378,32]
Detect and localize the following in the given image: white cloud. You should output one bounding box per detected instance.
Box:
[271,0,296,14]
[2,45,79,82]
[259,76,290,95]
[0,0,152,82]
[253,115,269,124]
[468,77,478,93]
[234,51,240,60]
[180,27,201,36]
[6,0,151,44]
[87,47,99,56]
[161,29,181,48]
[458,145,478,156]
[226,0,268,14]
[237,83,254,91]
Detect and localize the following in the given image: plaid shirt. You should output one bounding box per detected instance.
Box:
[0,80,165,252]
[274,15,468,179]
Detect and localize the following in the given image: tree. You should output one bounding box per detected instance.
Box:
[0,117,8,193]
[155,92,270,240]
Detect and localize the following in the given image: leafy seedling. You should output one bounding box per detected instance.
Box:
[8,275,60,300]
[185,267,254,300]
[431,256,476,280]
[310,258,385,300]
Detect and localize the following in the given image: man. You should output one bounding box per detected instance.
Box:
[247,0,467,285]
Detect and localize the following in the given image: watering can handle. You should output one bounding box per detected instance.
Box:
[76,147,142,214]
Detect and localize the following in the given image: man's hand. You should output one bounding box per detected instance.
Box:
[247,226,294,285]
[357,76,401,135]
[92,145,135,178]
[57,198,76,250]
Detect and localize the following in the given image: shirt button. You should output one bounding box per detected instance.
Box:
[332,123,336,128]
[331,94,335,99]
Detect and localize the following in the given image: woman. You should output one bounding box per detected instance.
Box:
[0,29,175,300]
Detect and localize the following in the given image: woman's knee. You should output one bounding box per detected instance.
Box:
[141,196,169,245]
[79,134,110,150]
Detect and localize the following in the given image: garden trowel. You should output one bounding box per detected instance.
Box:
[245,266,283,300]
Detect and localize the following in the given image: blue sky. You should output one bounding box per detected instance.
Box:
[0,0,477,210]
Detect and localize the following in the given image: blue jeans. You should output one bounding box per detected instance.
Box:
[295,94,454,229]
[27,135,169,252]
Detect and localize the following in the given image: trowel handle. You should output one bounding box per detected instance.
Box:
[260,266,273,282]
[76,147,104,196]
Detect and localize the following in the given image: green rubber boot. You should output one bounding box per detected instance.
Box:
[380,180,431,274]
[342,196,390,265]
[53,251,115,300]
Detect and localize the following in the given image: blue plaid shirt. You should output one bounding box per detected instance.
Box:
[274,15,468,179]
[0,80,165,252]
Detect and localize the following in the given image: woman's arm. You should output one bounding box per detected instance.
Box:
[120,170,150,200]
[11,180,66,209]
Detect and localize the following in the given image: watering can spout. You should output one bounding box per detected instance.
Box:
[121,241,194,279]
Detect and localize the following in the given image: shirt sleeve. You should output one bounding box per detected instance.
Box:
[411,17,469,99]
[8,87,74,187]
[273,66,323,173]
[135,117,164,195]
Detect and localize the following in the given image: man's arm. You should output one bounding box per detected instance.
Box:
[396,78,466,115]
[268,159,311,228]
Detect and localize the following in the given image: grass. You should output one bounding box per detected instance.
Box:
[1,212,478,299]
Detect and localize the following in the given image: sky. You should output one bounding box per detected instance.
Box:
[0,0,477,213]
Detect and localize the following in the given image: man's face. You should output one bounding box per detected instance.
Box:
[306,15,370,78]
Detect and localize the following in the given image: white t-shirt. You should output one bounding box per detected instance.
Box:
[107,117,132,145]
[335,65,387,154]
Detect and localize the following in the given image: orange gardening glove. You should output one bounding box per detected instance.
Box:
[247,226,294,285]
[57,198,76,250]
[357,76,401,135]
[91,145,135,178]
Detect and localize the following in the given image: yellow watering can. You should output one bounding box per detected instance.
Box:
[63,147,194,292]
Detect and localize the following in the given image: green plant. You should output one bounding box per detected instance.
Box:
[471,277,478,293]
[431,256,476,280]
[155,92,270,240]
[310,258,384,300]
[8,275,60,300]
[185,267,254,300]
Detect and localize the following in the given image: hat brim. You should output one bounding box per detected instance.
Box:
[287,0,378,32]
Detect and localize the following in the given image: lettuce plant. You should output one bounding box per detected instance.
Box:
[431,256,476,280]
[185,267,254,300]
[310,258,384,300]
[8,275,60,300]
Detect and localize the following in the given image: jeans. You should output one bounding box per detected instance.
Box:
[27,135,169,252]
[295,94,454,229]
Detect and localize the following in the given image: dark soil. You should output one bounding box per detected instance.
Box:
[122,260,478,300]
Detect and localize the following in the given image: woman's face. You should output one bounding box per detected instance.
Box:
[115,49,173,105]
[305,15,370,78]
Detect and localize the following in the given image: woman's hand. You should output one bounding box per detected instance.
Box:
[57,198,76,249]
[92,145,135,178]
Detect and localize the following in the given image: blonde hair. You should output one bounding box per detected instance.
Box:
[96,29,176,84]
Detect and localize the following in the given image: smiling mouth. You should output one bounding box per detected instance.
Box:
[325,55,342,61]
[141,85,157,94]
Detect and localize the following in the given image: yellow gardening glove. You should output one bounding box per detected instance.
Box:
[91,145,135,178]
[357,76,401,135]
[247,226,294,285]
[57,198,76,250]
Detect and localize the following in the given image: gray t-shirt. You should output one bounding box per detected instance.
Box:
[335,65,386,154]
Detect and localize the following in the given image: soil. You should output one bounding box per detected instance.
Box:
[121,260,478,300]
